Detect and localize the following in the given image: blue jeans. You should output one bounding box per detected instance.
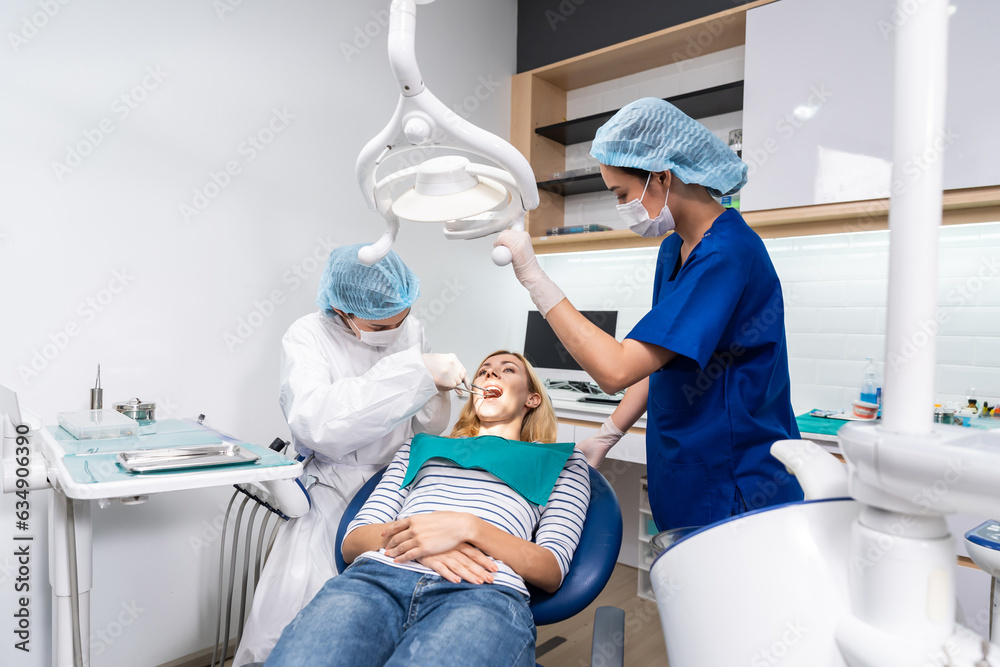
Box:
[265,559,536,667]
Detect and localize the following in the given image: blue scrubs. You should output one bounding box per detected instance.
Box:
[627,208,803,530]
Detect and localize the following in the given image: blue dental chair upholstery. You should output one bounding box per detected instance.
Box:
[333,464,625,663]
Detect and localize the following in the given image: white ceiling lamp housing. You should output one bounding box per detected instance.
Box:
[354,0,537,266]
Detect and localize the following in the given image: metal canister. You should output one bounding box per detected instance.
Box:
[114,398,156,422]
[934,407,956,424]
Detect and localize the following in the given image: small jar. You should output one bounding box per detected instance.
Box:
[114,398,156,423]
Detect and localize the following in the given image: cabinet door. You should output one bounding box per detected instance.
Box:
[574,423,647,464]
[612,431,646,464]
[742,0,1000,212]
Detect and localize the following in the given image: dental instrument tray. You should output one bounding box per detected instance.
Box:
[116,444,260,473]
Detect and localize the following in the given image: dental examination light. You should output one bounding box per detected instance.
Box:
[354,0,538,267]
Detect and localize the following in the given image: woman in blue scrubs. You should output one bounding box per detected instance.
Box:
[495,97,803,531]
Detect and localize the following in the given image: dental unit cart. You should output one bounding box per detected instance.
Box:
[2,386,305,667]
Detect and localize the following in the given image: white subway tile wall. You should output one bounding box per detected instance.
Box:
[560,47,746,229]
[537,221,1000,415]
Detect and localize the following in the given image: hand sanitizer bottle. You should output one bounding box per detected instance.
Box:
[860,357,879,405]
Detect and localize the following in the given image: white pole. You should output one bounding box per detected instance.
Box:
[881,0,950,435]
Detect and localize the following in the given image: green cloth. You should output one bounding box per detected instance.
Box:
[401,433,576,506]
[795,413,846,437]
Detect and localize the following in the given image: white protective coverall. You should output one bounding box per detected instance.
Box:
[234,310,450,665]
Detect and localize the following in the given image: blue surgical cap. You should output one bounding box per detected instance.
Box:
[316,244,419,320]
[590,97,747,197]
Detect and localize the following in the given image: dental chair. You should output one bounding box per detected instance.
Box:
[331,465,626,667]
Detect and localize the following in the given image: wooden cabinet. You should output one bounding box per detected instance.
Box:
[510,0,772,252]
[510,0,1000,255]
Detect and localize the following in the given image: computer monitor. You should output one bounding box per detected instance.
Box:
[523,310,618,383]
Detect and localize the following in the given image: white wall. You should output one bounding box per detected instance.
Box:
[770,222,1000,414]
[534,222,1000,416]
[0,1,519,665]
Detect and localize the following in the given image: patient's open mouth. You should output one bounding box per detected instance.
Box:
[482,384,502,398]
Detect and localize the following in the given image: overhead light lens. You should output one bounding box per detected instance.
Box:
[391,156,509,222]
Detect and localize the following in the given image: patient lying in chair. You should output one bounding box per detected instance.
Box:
[265,351,590,667]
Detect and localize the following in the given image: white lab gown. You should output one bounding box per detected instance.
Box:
[234,311,450,666]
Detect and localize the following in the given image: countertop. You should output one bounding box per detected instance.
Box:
[549,394,842,457]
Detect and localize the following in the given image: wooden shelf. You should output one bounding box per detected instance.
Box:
[537,171,605,196]
[530,186,1000,255]
[511,2,773,238]
[533,229,663,255]
[744,185,1000,239]
[535,81,744,146]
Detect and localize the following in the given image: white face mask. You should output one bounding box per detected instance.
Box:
[347,317,405,348]
[616,172,676,238]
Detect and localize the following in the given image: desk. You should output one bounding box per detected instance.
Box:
[33,418,303,667]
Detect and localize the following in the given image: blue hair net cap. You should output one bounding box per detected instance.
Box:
[316,244,420,320]
[590,97,748,197]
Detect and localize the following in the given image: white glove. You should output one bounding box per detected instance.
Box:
[577,416,626,468]
[493,229,566,317]
[422,353,469,392]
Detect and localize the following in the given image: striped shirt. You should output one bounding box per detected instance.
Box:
[346,441,591,597]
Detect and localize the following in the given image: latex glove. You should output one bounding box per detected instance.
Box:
[421,353,468,392]
[577,415,626,468]
[494,229,566,317]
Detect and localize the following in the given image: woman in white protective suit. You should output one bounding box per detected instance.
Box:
[235,244,468,665]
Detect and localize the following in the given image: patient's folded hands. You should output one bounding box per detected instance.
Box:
[417,543,499,585]
[382,510,478,562]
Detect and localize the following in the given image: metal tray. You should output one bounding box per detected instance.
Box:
[116,444,260,473]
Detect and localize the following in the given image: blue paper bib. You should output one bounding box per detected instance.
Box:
[400,433,575,506]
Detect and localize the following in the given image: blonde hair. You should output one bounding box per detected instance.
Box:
[449,350,558,443]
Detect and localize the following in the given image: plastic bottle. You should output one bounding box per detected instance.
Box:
[860,357,879,405]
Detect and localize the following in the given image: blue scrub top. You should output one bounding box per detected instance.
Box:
[627,208,803,530]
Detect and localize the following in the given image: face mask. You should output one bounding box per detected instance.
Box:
[616,172,676,238]
[347,317,405,348]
